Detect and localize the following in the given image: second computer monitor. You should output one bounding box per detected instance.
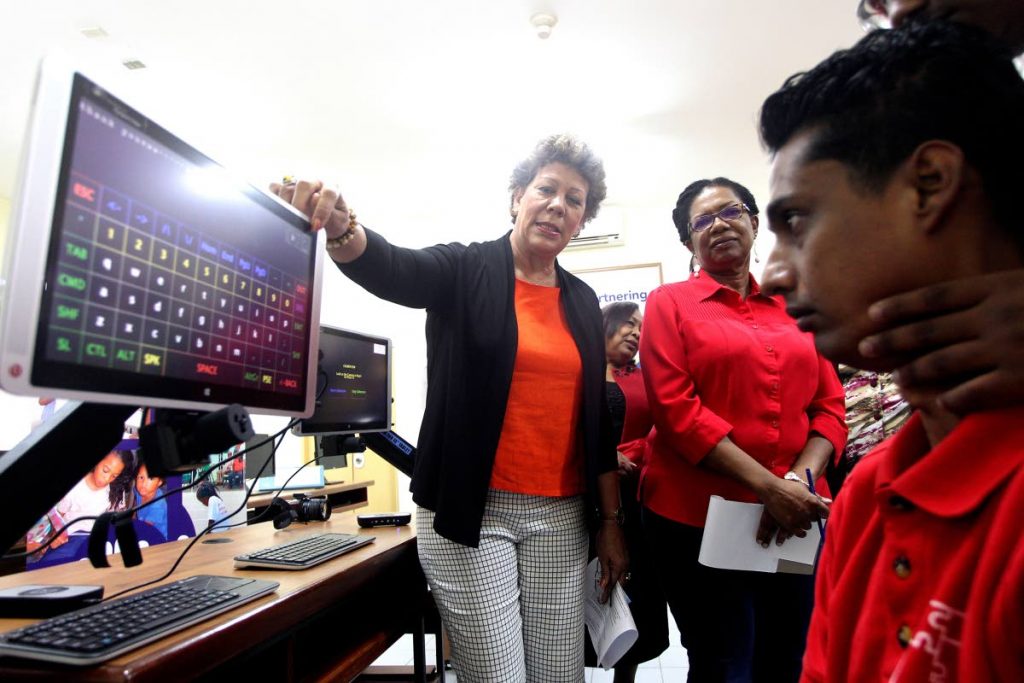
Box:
[293,326,391,436]
[243,433,276,480]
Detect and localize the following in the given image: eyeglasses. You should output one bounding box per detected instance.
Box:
[856,0,892,30]
[689,203,751,234]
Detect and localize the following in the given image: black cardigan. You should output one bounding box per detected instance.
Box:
[337,228,616,547]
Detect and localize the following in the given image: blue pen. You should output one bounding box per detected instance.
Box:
[805,467,826,541]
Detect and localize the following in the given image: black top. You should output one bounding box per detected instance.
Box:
[606,380,626,445]
[338,228,616,547]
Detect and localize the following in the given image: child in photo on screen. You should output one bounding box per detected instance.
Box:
[27,450,127,566]
[195,481,230,533]
[133,462,168,539]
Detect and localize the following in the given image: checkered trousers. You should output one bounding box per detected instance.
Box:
[417,489,589,683]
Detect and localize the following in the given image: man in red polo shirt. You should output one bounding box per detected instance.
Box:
[760,20,1024,683]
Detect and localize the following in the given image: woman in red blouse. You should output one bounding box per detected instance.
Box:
[639,177,847,682]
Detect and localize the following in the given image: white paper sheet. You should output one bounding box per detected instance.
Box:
[698,495,821,573]
[584,558,638,669]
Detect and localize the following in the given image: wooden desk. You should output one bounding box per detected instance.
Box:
[0,513,426,682]
[247,481,373,524]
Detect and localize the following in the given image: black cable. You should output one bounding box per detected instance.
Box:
[1,429,287,561]
[100,426,293,602]
[103,426,325,601]
[216,430,291,529]
[101,518,215,602]
[128,429,284,520]
[218,450,327,530]
[216,368,329,529]
[9,515,103,560]
[100,371,329,599]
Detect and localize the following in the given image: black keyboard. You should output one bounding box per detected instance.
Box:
[0,575,278,666]
[234,532,375,570]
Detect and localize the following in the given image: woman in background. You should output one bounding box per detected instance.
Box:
[640,177,847,682]
[585,301,668,681]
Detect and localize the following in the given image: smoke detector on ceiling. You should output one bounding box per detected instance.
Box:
[530,13,558,40]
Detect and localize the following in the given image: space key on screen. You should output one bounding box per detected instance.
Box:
[165,352,243,385]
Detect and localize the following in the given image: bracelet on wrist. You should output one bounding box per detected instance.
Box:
[600,507,625,527]
[784,471,809,487]
[325,209,359,252]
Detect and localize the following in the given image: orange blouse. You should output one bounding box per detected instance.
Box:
[490,279,584,496]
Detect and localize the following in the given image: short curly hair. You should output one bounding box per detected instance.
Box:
[509,134,607,224]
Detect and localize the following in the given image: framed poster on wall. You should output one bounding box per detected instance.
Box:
[571,262,663,313]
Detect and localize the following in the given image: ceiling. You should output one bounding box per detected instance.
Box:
[0,1,864,242]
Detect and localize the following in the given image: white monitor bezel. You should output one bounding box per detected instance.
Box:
[0,54,324,417]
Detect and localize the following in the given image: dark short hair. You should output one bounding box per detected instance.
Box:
[196,481,218,500]
[671,177,759,245]
[760,20,1024,235]
[509,134,608,224]
[601,301,640,341]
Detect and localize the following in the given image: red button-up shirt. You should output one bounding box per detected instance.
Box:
[802,408,1024,682]
[639,272,847,527]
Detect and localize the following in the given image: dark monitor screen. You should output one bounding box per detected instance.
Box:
[243,434,275,480]
[293,326,391,436]
[316,434,350,470]
[0,58,324,416]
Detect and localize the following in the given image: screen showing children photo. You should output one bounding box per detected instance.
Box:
[26,439,195,570]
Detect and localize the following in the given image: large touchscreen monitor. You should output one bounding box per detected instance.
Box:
[0,56,324,416]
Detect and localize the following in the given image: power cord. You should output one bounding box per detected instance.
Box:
[9,370,330,562]
[2,429,286,561]
[100,370,329,599]
[101,426,295,602]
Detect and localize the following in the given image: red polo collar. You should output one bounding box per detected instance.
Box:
[875,408,1024,518]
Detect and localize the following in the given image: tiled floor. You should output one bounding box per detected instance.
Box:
[370,607,688,682]
[586,611,688,682]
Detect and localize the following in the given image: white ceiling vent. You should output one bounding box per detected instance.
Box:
[566,206,625,251]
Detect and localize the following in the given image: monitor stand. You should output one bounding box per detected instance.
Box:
[0,401,137,553]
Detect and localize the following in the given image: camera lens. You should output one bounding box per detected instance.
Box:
[298,496,332,522]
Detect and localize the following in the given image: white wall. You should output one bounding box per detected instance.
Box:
[0,196,9,262]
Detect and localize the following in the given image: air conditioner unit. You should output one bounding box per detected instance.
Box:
[565,231,624,250]
[566,206,625,251]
